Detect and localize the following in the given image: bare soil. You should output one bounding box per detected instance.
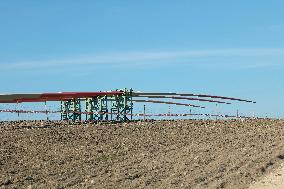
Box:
[249,162,284,189]
[1,119,284,189]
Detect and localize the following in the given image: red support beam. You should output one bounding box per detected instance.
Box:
[0,91,124,103]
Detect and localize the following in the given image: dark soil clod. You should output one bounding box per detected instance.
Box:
[277,154,284,160]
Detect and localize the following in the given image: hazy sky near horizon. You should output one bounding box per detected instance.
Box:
[0,1,283,118]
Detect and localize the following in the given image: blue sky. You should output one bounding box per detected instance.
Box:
[0,1,284,118]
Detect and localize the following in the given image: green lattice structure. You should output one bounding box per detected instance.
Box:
[85,95,109,121]
[110,88,133,121]
[61,98,82,121]
[61,88,133,122]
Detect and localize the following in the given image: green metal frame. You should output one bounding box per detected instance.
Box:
[61,98,82,121]
[61,88,133,122]
[85,96,109,121]
[110,88,133,121]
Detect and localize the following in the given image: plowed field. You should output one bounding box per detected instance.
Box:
[1,119,284,188]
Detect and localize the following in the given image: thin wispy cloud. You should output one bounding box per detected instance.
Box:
[2,48,284,70]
